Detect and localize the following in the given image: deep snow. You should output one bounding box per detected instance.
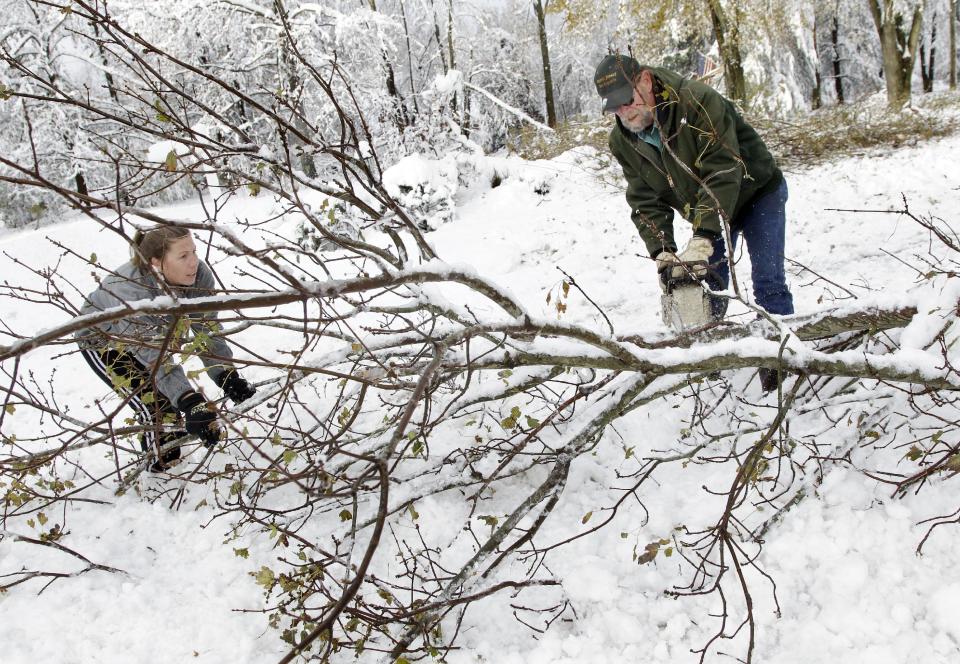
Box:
[2,128,960,663]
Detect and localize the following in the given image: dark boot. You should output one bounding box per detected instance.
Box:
[758,368,782,394]
[149,432,184,472]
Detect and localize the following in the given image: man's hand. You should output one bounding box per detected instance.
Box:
[670,235,714,278]
[655,250,680,274]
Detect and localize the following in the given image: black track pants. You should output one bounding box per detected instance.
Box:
[80,347,184,466]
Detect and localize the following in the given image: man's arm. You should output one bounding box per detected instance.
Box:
[610,134,676,257]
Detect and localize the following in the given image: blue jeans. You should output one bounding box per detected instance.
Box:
[705,179,794,316]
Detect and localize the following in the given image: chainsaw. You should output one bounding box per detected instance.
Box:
[659,263,718,332]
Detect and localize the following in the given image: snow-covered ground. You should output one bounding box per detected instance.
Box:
[2,130,960,663]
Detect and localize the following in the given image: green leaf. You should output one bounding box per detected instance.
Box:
[282,449,297,465]
[407,503,419,521]
[154,99,171,122]
[497,369,513,379]
[581,511,593,524]
[89,252,97,264]
[37,512,48,526]
[247,183,261,196]
[164,150,177,172]
[254,566,275,589]
[4,404,14,415]
[0,83,11,101]
[525,416,540,428]
[339,509,352,522]
[233,547,249,559]
[905,445,924,461]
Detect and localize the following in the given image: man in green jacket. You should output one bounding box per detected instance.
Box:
[595,53,794,323]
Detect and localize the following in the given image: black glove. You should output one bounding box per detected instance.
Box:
[178,391,221,448]
[214,369,256,405]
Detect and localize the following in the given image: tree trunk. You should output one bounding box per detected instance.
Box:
[950,0,957,89]
[832,13,845,104]
[430,0,448,74]
[704,0,747,104]
[867,0,924,109]
[920,12,937,93]
[92,23,118,102]
[366,0,410,131]
[533,0,557,128]
[463,48,473,138]
[398,0,420,115]
[812,14,823,109]
[447,0,456,71]
[273,1,318,177]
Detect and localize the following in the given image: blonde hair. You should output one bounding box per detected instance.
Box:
[131,226,190,269]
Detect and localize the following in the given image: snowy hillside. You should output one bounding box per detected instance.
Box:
[2,132,960,664]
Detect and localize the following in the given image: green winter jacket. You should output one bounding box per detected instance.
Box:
[608,67,783,257]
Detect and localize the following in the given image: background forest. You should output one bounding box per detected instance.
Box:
[1,0,957,228]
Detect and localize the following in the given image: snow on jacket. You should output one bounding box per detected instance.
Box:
[608,67,783,257]
[77,260,233,405]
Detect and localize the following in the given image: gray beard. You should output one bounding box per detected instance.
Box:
[621,111,653,133]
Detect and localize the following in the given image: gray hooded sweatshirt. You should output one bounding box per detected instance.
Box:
[77,260,234,405]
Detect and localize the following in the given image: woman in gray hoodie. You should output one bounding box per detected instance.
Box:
[77,226,255,471]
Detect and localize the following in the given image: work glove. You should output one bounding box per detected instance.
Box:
[670,235,714,278]
[214,369,256,405]
[654,250,680,274]
[178,391,221,448]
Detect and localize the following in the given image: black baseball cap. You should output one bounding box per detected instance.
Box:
[594,54,642,113]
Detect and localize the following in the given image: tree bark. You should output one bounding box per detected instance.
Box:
[812,13,823,109]
[398,0,420,115]
[920,11,937,93]
[950,0,957,89]
[366,0,410,131]
[704,0,747,104]
[533,0,557,128]
[867,0,924,109]
[832,12,845,104]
